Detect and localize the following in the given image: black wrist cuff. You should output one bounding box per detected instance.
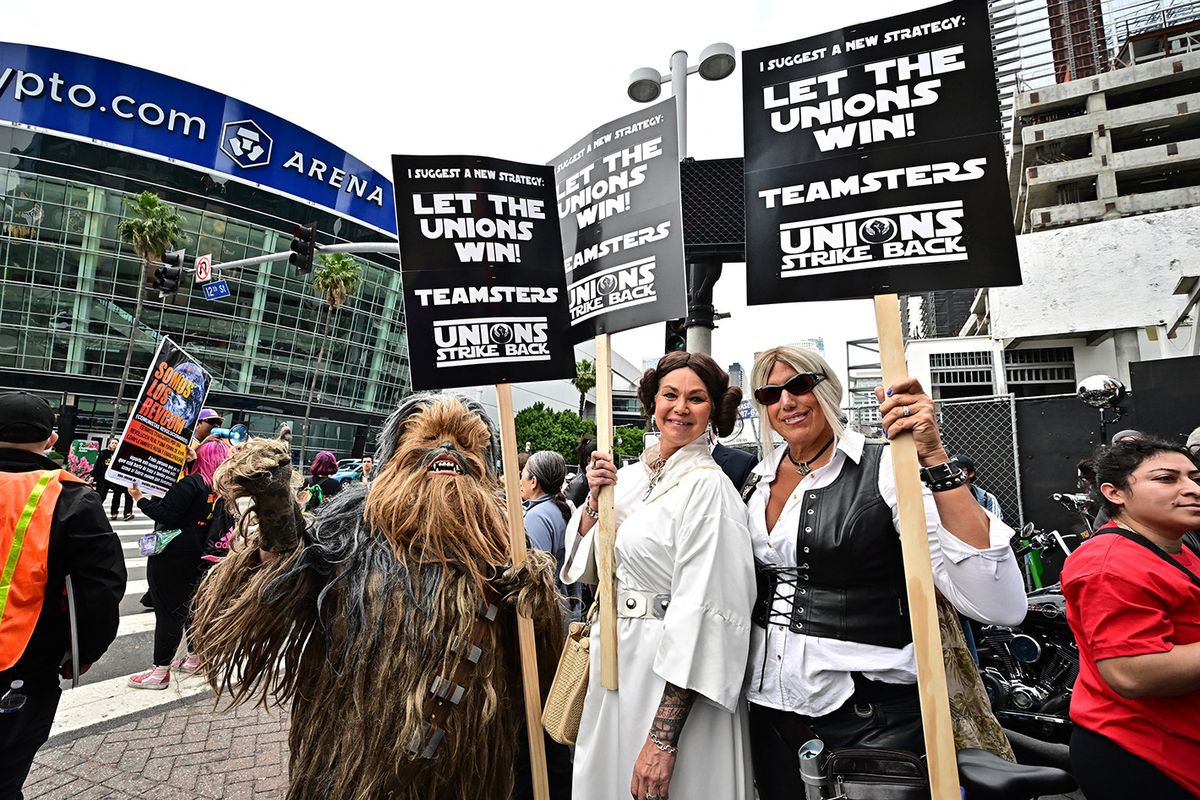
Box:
[919,462,966,492]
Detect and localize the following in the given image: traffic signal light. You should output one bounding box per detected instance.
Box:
[664,318,687,353]
[289,223,317,274]
[154,249,185,297]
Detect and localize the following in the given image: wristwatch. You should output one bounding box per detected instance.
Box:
[919,461,966,492]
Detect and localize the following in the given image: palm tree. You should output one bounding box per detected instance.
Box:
[110,192,184,435]
[299,252,364,463]
[572,358,597,418]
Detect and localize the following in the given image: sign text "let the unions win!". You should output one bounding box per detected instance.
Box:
[413,192,545,263]
[556,138,663,228]
[764,45,965,152]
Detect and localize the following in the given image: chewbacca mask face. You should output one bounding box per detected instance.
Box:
[363,396,508,581]
[400,399,491,480]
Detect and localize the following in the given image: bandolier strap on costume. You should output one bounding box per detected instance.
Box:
[408,592,502,759]
[0,469,83,670]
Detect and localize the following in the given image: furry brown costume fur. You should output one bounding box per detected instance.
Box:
[191,395,562,800]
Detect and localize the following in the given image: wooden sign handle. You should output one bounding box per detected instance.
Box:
[495,384,550,800]
[594,334,619,690]
[873,293,960,800]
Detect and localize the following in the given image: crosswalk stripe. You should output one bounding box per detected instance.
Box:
[43,509,234,738]
[116,612,157,637]
[50,671,211,739]
[123,579,149,599]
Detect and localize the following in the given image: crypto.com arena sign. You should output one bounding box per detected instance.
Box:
[0,42,395,235]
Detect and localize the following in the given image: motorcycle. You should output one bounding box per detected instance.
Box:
[973,519,1081,744]
[797,737,1077,799]
[1052,490,1096,536]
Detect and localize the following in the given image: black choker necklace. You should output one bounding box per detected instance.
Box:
[786,436,835,476]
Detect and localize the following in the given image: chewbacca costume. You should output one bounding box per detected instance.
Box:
[191,395,563,800]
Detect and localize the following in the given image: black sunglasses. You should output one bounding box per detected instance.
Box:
[754,372,827,405]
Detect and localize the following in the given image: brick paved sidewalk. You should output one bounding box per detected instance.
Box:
[24,695,289,799]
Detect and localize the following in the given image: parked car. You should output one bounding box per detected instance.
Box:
[333,458,363,485]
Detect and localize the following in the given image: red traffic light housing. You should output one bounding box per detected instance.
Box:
[289,223,317,274]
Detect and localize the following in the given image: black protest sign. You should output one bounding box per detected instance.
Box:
[551,100,687,341]
[107,337,212,497]
[392,155,575,390]
[743,0,1021,303]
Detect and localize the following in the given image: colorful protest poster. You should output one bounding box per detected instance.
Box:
[67,439,98,481]
[106,337,212,497]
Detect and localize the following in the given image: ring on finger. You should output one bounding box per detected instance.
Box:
[901,404,911,417]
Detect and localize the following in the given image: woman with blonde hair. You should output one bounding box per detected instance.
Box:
[562,351,756,800]
[742,345,1027,798]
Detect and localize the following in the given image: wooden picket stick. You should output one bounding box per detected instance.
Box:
[495,383,550,800]
[594,334,619,690]
[873,294,959,800]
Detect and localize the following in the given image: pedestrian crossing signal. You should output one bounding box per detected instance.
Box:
[664,318,687,352]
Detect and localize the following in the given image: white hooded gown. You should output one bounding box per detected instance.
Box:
[561,439,756,799]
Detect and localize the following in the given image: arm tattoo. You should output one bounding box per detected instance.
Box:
[649,682,695,747]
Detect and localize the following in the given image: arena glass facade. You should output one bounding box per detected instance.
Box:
[0,45,408,458]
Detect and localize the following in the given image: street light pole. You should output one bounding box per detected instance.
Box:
[627,43,737,356]
[670,50,688,158]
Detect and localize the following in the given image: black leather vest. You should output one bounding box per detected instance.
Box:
[753,442,912,649]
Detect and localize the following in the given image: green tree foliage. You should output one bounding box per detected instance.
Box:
[300,252,365,461]
[572,358,596,418]
[311,251,364,309]
[110,191,185,434]
[515,403,594,464]
[514,403,648,466]
[613,425,647,461]
[116,191,184,266]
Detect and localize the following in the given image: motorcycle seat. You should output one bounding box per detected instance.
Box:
[956,748,1077,800]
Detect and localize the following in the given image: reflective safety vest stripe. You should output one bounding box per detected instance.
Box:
[0,469,83,671]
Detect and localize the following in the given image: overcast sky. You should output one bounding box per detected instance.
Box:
[8,0,941,389]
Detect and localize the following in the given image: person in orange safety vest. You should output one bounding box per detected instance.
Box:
[0,392,126,800]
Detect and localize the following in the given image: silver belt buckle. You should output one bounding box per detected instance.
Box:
[618,590,671,620]
[619,590,648,618]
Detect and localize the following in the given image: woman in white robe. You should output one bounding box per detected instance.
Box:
[562,351,756,800]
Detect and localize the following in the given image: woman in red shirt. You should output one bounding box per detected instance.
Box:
[1061,437,1200,799]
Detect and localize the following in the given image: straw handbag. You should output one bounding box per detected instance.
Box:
[542,602,597,745]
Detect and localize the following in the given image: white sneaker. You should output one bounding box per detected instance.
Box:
[128,667,170,690]
[171,655,202,674]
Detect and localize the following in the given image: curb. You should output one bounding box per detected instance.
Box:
[43,687,215,748]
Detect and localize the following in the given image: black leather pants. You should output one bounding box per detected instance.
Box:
[749,677,923,800]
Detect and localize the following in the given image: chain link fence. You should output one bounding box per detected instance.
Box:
[935,395,1023,526]
[847,394,1023,526]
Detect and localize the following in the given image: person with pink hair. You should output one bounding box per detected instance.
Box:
[303,450,343,512]
[127,440,231,689]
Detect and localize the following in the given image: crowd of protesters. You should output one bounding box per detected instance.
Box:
[3,351,1199,799]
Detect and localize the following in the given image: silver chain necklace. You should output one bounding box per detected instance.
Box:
[643,457,668,500]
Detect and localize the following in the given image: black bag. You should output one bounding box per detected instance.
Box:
[200,497,235,563]
[825,747,930,800]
